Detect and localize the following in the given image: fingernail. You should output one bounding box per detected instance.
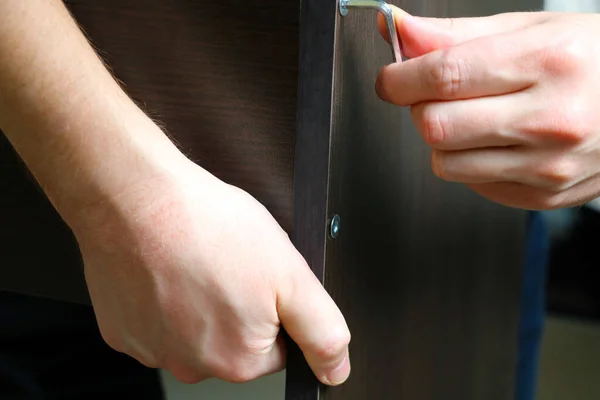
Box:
[375,70,388,102]
[326,353,351,385]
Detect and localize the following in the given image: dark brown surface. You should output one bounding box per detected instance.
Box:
[285,0,541,399]
[0,0,299,303]
[283,0,338,398]
[67,0,299,231]
[0,0,545,397]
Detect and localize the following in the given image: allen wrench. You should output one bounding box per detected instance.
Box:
[339,0,403,63]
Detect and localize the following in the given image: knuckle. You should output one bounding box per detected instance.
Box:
[98,328,162,370]
[97,327,125,354]
[545,100,590,144]
[522,98,591,145]
[376,65,401,105]
[539,33,586,77]
[215,358,260,383]
[173,372,204,385]
[129,346,162,370]
[561,101,590,142]
[313,330,351,362]
[137,355,162,369]
[430,151,447,180]
[537,188,599,210]
[201,353,224,375]
[429,50,469,98]
[240,338,277,356]
[533,192,568,210]
[562,37,587,68]
[224,364,259,384]
[534,157,578,191]
[198,335,275,383]
[202,351,258,383]
[419,105,452,146]
[164,357,206,384]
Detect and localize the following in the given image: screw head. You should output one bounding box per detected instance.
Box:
[339,0,349,16]
[329,214,341,239]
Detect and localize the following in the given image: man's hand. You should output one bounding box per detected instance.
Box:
[73,158,351,385]
[0,0,350,385]
[376,8,600,210]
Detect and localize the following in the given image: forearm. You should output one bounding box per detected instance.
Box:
[0,0,182,226]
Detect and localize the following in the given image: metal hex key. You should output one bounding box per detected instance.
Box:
[339,0,403,63]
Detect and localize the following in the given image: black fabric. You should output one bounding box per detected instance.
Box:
[0,134,164,399]
[546,207,600,320]
[0,291,165,400]
[0,133,89,303]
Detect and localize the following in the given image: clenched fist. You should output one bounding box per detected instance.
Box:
[376,8,600,210]
[70,158,351,385]
[0,0,351,390]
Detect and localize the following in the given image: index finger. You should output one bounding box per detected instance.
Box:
[377,8,550,59]
[375,27,538,106]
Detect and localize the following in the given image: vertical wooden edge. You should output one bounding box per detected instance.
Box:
[284,0,338,399]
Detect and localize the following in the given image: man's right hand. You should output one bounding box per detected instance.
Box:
[67,155,351,385]
[70,156,351,385]
[0,0,350,387]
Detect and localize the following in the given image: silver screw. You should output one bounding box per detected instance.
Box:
[339,0,349,15]
[329,214,341,239]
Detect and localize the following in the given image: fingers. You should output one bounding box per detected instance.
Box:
[225,334,287,382]
[165,361,211,385]
[431,145,593,192]
[467,175,600,210]
[410,92,533,150]
[376,27,540,106]
[233,334,288,382]
[254,334,288,377]
[277,254,351,386]
[431,147,528,185]
[377,6,551,58]
[184,331,287,384]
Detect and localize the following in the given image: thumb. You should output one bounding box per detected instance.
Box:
[377,7,550,58]
[277,256,351,386]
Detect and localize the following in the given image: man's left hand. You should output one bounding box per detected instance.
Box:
[377,8,600,210]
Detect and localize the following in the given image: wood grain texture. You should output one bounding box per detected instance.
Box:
[283,0,338,398]
[285,0,542,399]
[0,0,300,303]
[66,0,299,232]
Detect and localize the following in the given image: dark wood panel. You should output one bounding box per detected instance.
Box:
[286,0,541,399]
[0,0,300,303]
[67,0,299,232]
[283,0,338,397]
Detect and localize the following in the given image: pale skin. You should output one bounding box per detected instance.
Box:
[376,7,600,210]
[0,0,596,390]
[0,0,351,386]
